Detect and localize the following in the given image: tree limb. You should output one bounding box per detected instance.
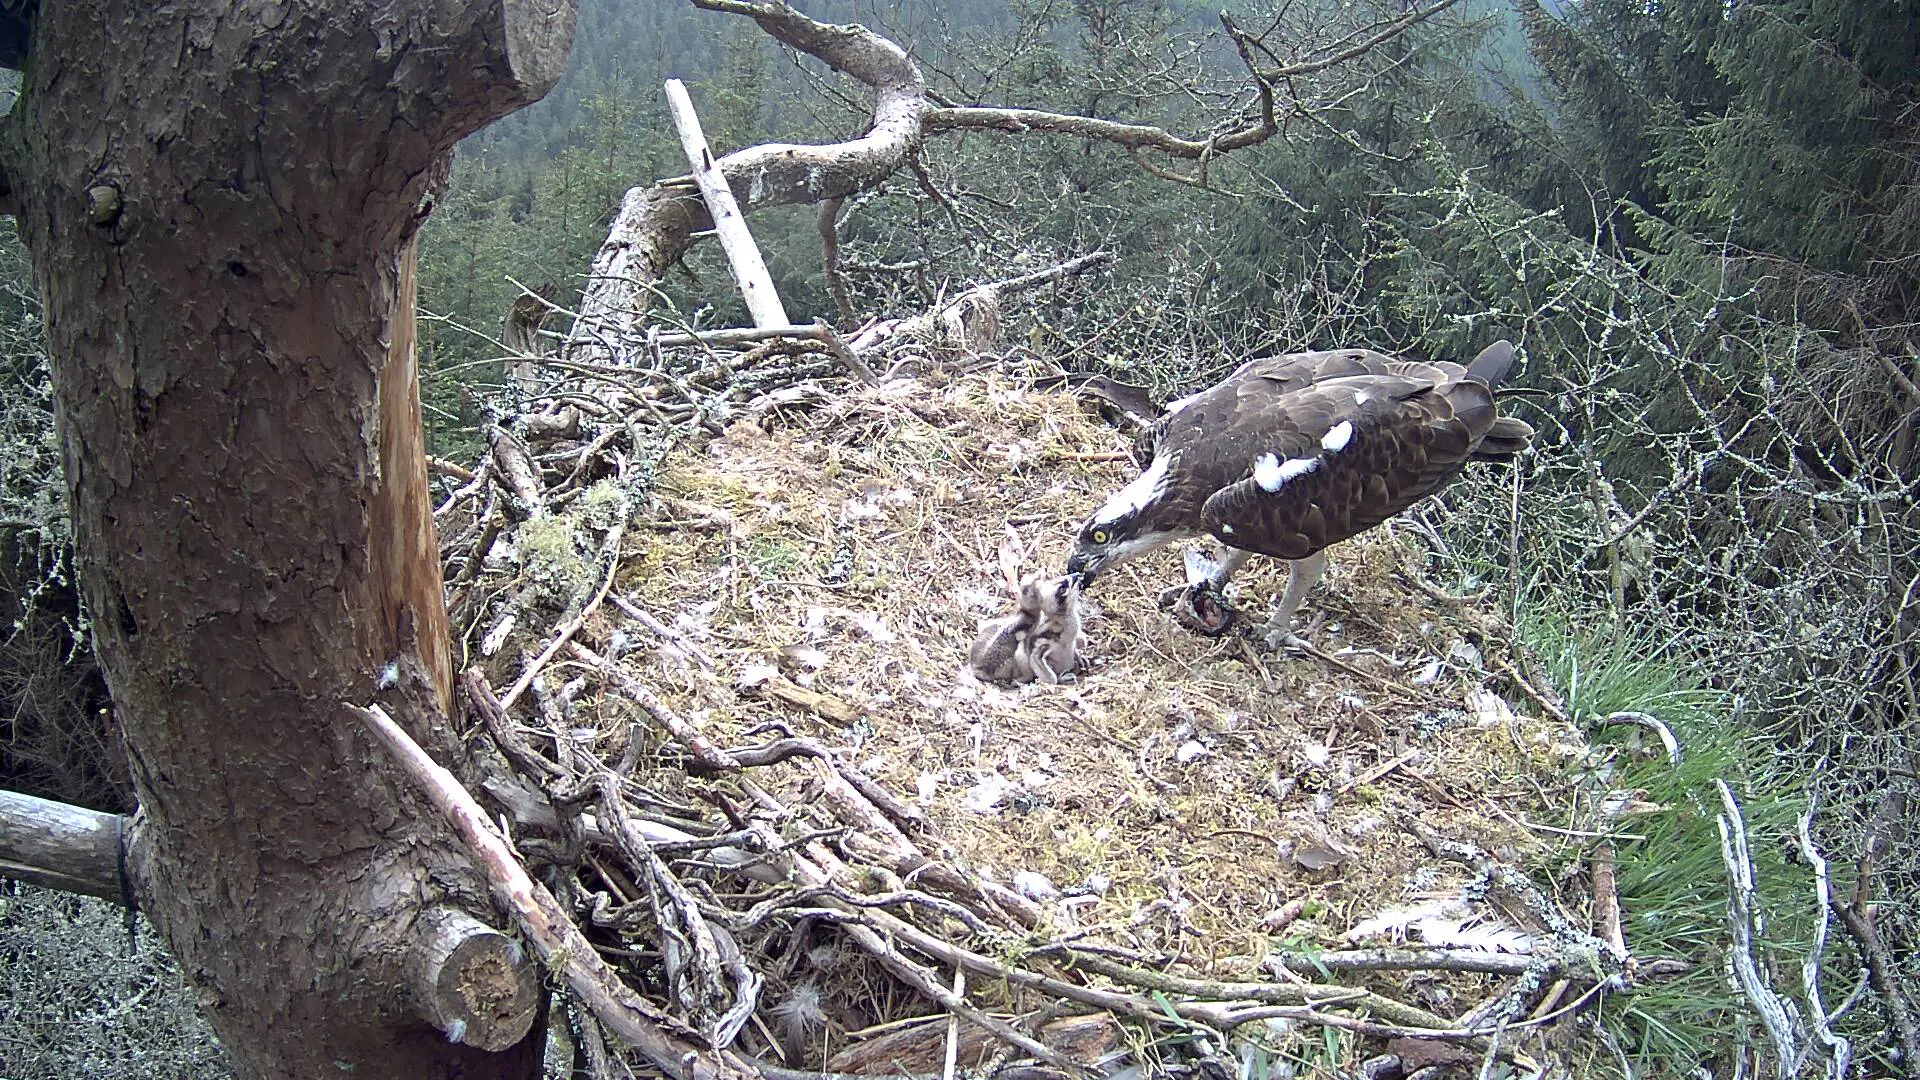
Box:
[568,0,923,362]
[0,788,130,902]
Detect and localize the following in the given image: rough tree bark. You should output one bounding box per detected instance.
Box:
[0,2,574,1076]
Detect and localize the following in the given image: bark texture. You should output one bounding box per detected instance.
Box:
[0,2,573,1076]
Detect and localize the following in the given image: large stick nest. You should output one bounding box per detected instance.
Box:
[440,348,1644,1078]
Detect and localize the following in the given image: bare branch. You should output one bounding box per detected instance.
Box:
[569,1,924,361]
[1715,779,1808,1075]
[1248,0,1465,80]
[922,102,1270,160]
[351,702,759,1080]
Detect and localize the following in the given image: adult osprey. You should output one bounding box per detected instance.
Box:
[1064,341,1533,643]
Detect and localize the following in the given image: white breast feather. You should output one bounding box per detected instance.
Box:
[1321,420,1355,452]
[1165,390,1204,415]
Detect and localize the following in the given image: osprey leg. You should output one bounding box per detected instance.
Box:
[1265,550,1328,636]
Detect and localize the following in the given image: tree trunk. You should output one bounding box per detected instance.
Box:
[0,2,573,1076]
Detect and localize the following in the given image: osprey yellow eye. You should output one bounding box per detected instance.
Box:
[1090,528,1110,545]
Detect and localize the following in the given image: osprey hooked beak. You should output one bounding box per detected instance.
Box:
[1067,517,1147,586]
[1065,547,1103,586]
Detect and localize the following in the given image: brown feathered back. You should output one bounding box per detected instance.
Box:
[1139,342,1530,561]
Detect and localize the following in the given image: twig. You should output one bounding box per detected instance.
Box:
[598,772,761,1048]
[1714,779,1806,1076]
[1832,792,1920,1067]
[842,920,1085,1074]
[1257,946,1577,980]
[610,592,718,671]
[1337,748,1419,794]
[1492,654,1569,724]
[429,456,478,482]
[577,1006,622,1080]
[1793,794,1852,1079]
[571,642,739,773]
[488,425,546,518]
[814,319,881,387]
[819,196,854,326]
[1591,842,1628,967]
[461,668,567,782]
[728,735,931,837]
[736,667,864,724]
[435,457,494,520]
[498,511,628,713]
[1598,710,1681,767]
[349,703,756,1080]
[941,968,964,1080]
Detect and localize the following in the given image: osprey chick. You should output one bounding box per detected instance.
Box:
[1019,573,1082,684]
[968,574,1081,683]
[1065,341,1532,644]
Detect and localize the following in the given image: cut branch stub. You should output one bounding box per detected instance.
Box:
[410,906,541,1051]
[353,702,759,1080]
[500,0,575,96]
[0,788,128,902]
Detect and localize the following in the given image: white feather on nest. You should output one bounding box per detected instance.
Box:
[1345,895,1537,953]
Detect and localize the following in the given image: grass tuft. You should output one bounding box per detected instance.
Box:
[1521,615,1815,1078]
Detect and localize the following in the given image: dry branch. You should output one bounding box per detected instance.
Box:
[1794,800,1853,1077]
[571,641,740,772]
[665,77,789,330]
[487,425,546,518]
[1715,779,1807,1074]
[1833,792,1920,1067]
[352,702,759,1080]
[569,0,923,362]
[847,252,1111,358]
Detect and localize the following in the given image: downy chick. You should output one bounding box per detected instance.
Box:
[969,602,1038,683]
[1017,573,1082,684]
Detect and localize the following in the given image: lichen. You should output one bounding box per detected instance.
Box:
[513,513,592,604]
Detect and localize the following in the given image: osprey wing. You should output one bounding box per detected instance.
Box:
[1198,372,1499,560]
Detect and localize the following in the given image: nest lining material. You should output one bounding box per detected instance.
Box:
[541,370,1590,968]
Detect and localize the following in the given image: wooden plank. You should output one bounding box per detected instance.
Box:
[664,78,791,329]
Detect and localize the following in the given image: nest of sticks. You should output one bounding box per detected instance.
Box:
[424,316,1659,1080]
